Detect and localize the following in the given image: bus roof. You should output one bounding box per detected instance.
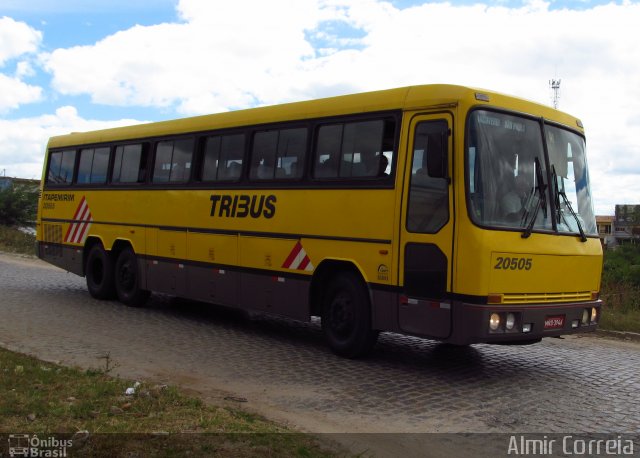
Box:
[47,84,583,148]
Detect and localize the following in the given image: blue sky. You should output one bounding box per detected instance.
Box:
[1,0,639,214]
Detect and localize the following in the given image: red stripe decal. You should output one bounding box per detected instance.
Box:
[282,241,303,269]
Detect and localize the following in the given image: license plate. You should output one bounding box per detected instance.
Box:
[544,315,565,329]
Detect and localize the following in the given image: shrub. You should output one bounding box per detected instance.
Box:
[0,185,38,226]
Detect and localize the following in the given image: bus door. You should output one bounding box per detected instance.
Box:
[398,113,454,338]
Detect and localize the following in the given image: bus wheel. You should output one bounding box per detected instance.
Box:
[85,243,116,300]
[322,273,379,358]
[114,248,150,307]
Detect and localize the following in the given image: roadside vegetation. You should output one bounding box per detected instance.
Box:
[0,347,334,457]
[599,243,640,333]
[0,185,38,254]
[0,225,35,254]
[0,184,38,226]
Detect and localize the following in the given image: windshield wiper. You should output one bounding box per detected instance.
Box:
[551,165,587,242]
[521,157,547,239]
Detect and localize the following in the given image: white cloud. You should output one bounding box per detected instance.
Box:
[0,16,41,65]
[41,0,345,114]
[0,16,43,111]
[0,73,41,112]
[30,0,640,213]
[15,60,35,78]
[0,107,146,179]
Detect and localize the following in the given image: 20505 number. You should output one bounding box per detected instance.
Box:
[494,256,532,271]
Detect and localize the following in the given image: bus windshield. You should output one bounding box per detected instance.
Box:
[467,110,596,236]
[545,124,597,236]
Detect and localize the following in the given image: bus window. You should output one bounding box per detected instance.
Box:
[406,120,449,233]
[201,133,245,182]
[77,147,110,184]
[250,127,307,180]
[112,144,147,184]
[47,149,76,185]
[152,138,194,183]
[314,125,342,178]
[313,118,395,179]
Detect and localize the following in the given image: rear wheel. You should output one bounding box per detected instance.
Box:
[114,248,150,307]
[322,272,379,358]
[85,243,116,300]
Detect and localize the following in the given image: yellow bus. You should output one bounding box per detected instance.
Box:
[36,84,603,357]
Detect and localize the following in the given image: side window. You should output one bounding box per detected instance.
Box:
[47,149,76,185]
[250,127,307,180]
[77,147,110,184]
[112,144,147,184]
[406,120,449,233]
[153,138,194,183]
[201,133,245,182]
[313,118,395,179]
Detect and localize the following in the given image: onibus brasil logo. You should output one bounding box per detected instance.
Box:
[7,434,73,457]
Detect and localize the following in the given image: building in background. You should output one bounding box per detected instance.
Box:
[597,205,640,248]
[596,215,615,248]
[614,204,640,245]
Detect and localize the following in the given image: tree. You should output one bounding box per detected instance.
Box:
[0,185,38,226]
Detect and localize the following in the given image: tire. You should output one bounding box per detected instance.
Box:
[85,243,116,300]
[114,247,150,307]
[321,272,379,358]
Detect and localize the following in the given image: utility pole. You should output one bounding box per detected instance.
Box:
[549,79,561,109]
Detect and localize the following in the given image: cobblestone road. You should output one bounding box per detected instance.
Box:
[1,253,639,455]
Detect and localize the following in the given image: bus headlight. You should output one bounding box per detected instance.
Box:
[489,313,501,331]
[582,309,590,325]
[505,313,516,331]
[591,307,598,324]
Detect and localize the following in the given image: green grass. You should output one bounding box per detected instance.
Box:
[599,280,640,333]
[0,225,35,255]
[0,347,336,457]
[599,245,640,334]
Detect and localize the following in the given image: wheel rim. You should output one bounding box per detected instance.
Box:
[329,290,355,339]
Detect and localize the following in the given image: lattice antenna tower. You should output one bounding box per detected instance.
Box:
[549,78,561,109]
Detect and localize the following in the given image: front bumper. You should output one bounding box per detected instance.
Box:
[449,299,602,345]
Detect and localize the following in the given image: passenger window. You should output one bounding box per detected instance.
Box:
[313,118,395,179]
[406,120,449,233]
[152,138,194,183]
[47,149,76,185]
[112,144,147,184]
[201,134,245,182]
[77,147,110,184]
[250,127,307,180]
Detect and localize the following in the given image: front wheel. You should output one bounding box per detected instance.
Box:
[114,248,150,307]
[321,272,379,358]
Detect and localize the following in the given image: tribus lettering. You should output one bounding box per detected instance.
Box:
[210,194,276,219]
